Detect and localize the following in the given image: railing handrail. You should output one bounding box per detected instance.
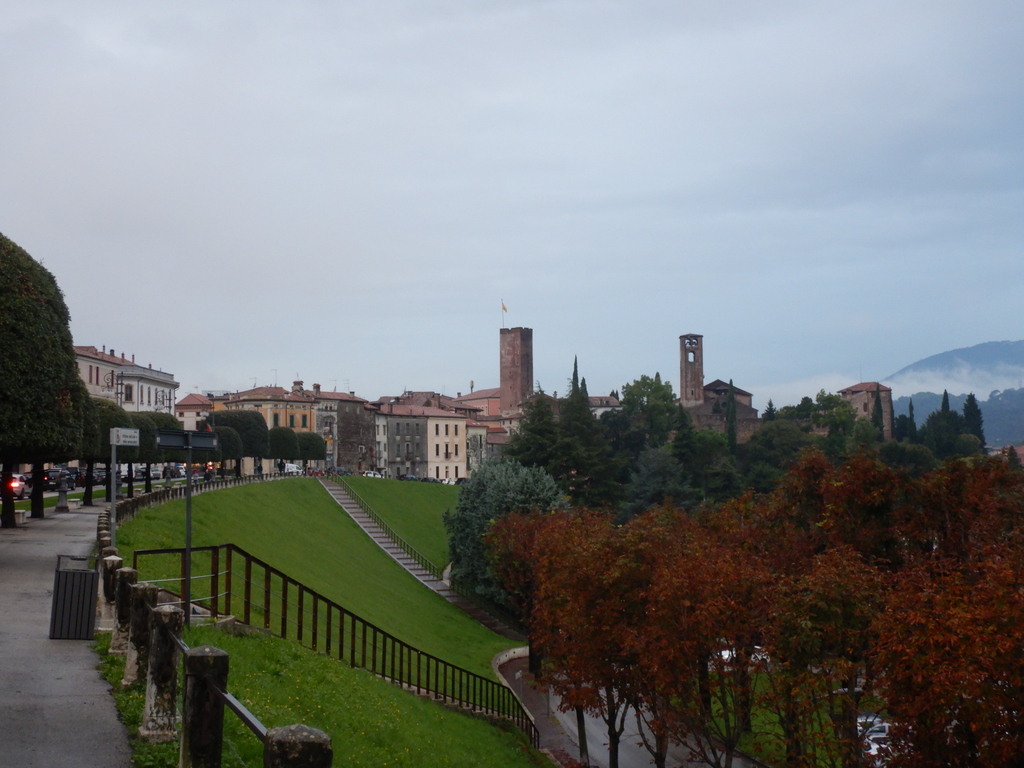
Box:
[333,476,443,580]
[133,542,539,747]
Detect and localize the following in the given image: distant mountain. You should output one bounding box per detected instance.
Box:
[886,341,1024,447]
[885,340,1024,397]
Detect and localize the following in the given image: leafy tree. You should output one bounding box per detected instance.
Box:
[740,420,816,492]
[878,440,937,476]
[778,396,815,421]
[297,431,326,468]
[962,392,985,449]
[504,392,558,470]
[918,392,970,460]
[618,373,678,452]
[205,410,270,460]
[214,426,243,477]
[128,412,158,494]
[91,398,133,502]
[268,426,299,461]
[762,399,777,421]
[688,429,739,502]
[443,459,563,607]
[0,233,89,527]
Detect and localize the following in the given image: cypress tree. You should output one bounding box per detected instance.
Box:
[908,399,918,443]
[1007,445,1022,470]
[941,390,950,413]
[962,393,985,449]
[763,399,777,421]
[725,379,737,455]
[871,384,885,435]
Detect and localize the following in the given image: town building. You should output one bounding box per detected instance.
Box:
[839,382,894,441]
[678,334,760,442]
[175,393,212,431]
[211,382,317,432]
[75,345,178,414]
[371,403,467,480]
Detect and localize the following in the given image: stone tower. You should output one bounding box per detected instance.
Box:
[679,333,705,408]
[500,327,533,416]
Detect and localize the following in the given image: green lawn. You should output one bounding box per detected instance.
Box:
[95,626,545,768]
[116,478,515,680]
[340,476,457,568]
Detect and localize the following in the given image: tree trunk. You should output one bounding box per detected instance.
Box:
[83,460,95,506]
[106,461,113,503]
[144,463,153,494]
[575,706,590,766]
[0,465,15,528]
[127,462,134,498]
[31,463,45,519]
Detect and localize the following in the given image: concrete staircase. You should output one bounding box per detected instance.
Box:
[319,479,525,642]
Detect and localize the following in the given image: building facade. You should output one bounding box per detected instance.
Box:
[75,345,178,413]
[839,382,894,441]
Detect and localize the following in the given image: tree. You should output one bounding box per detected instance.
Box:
[213,426,243,477]
[550,359,621,508]
[618,373,679,454]
[443,459,563,606]
[725,380,738,456]
[1,233,89,527]
[871,384,884,434]
[762,399,777,421]
[962,392,985,449]
[740,419,816,492]
[504,392,558,470]
[1006,445,1022,470]
[619,447,696,523]
[202,410,269,461]
[297,431,326,469]
[268,426,299,462]
[91,398,133,502]
[128,412,158,494]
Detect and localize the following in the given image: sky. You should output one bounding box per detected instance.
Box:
[3,1,1022,410]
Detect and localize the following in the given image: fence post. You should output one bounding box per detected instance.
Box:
[181,645,229,768]
[122,581,159,685]
[109,567,138,654]
[102,554,123,604]
[139,605,184,743]
[264,724,333,768]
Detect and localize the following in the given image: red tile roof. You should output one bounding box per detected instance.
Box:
[840,382,892,394]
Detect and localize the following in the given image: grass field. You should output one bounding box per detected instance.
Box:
[95,626,545,768]
[340,476,457,568]
[116,478,515,679]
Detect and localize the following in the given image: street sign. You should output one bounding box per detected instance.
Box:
[155,429,220,451]
[110,428,140,446]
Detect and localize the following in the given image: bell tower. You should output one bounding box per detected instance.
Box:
[680,334,704,408]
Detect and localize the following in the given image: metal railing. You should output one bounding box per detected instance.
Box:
[133,543,539,748]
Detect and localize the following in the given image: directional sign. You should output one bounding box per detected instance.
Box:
[155,429,220,451]
[111,428,140,446]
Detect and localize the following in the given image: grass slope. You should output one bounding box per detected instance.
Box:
[116,478,514,679]
[95,627,545,768]
[342,476,457,568]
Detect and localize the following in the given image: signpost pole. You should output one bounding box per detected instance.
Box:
[184,438,193,627]
[110,440,117,549]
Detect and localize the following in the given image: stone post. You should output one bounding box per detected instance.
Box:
[180,645,229,768]
[102,555,123,604]
[264,724,333,768]
[139,605,184,743]
[123,582,159,685]
[109,567,138,654]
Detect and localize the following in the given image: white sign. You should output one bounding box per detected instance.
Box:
[110,428,140,447]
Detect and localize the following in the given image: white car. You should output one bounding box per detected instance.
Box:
[6,474,30,500]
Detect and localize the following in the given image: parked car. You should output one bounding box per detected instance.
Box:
[6,474,30,500]
[42,468,71,491]
[362,470,382,478]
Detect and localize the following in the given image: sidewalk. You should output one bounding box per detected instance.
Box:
[0,505,131,768]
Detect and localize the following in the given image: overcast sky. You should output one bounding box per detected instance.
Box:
[3,1,1022,409]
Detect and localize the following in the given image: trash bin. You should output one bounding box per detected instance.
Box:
[49,555,98,639]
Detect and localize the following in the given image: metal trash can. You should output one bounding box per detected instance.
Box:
[49,555,98,639]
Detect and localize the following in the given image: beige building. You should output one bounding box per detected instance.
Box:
[839,382,894,441]
[75,345,178,413]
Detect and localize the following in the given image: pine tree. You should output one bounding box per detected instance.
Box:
[505,392,558,470]
[763,399,777,421]
[962,393,985,449]
[941,390,950,413]
[908,399,918,443]
[1006,445,1022,470]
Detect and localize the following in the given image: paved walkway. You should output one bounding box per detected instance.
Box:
[0,504,131,768]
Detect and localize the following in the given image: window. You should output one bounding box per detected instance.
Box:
[415,423,420,435]
[455,424,459,436]
[455,466,459,478]
[405,442,410,455]
[289,415,295,427]
[273,414,280,427]
[435,424,439,436]
[124,384,134,402]
[88,365,93,383]
[436,467,440,478]
[301,415,307,428]
[455,444,459,457]
[147,387,152,405]
[435,444,440,456]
